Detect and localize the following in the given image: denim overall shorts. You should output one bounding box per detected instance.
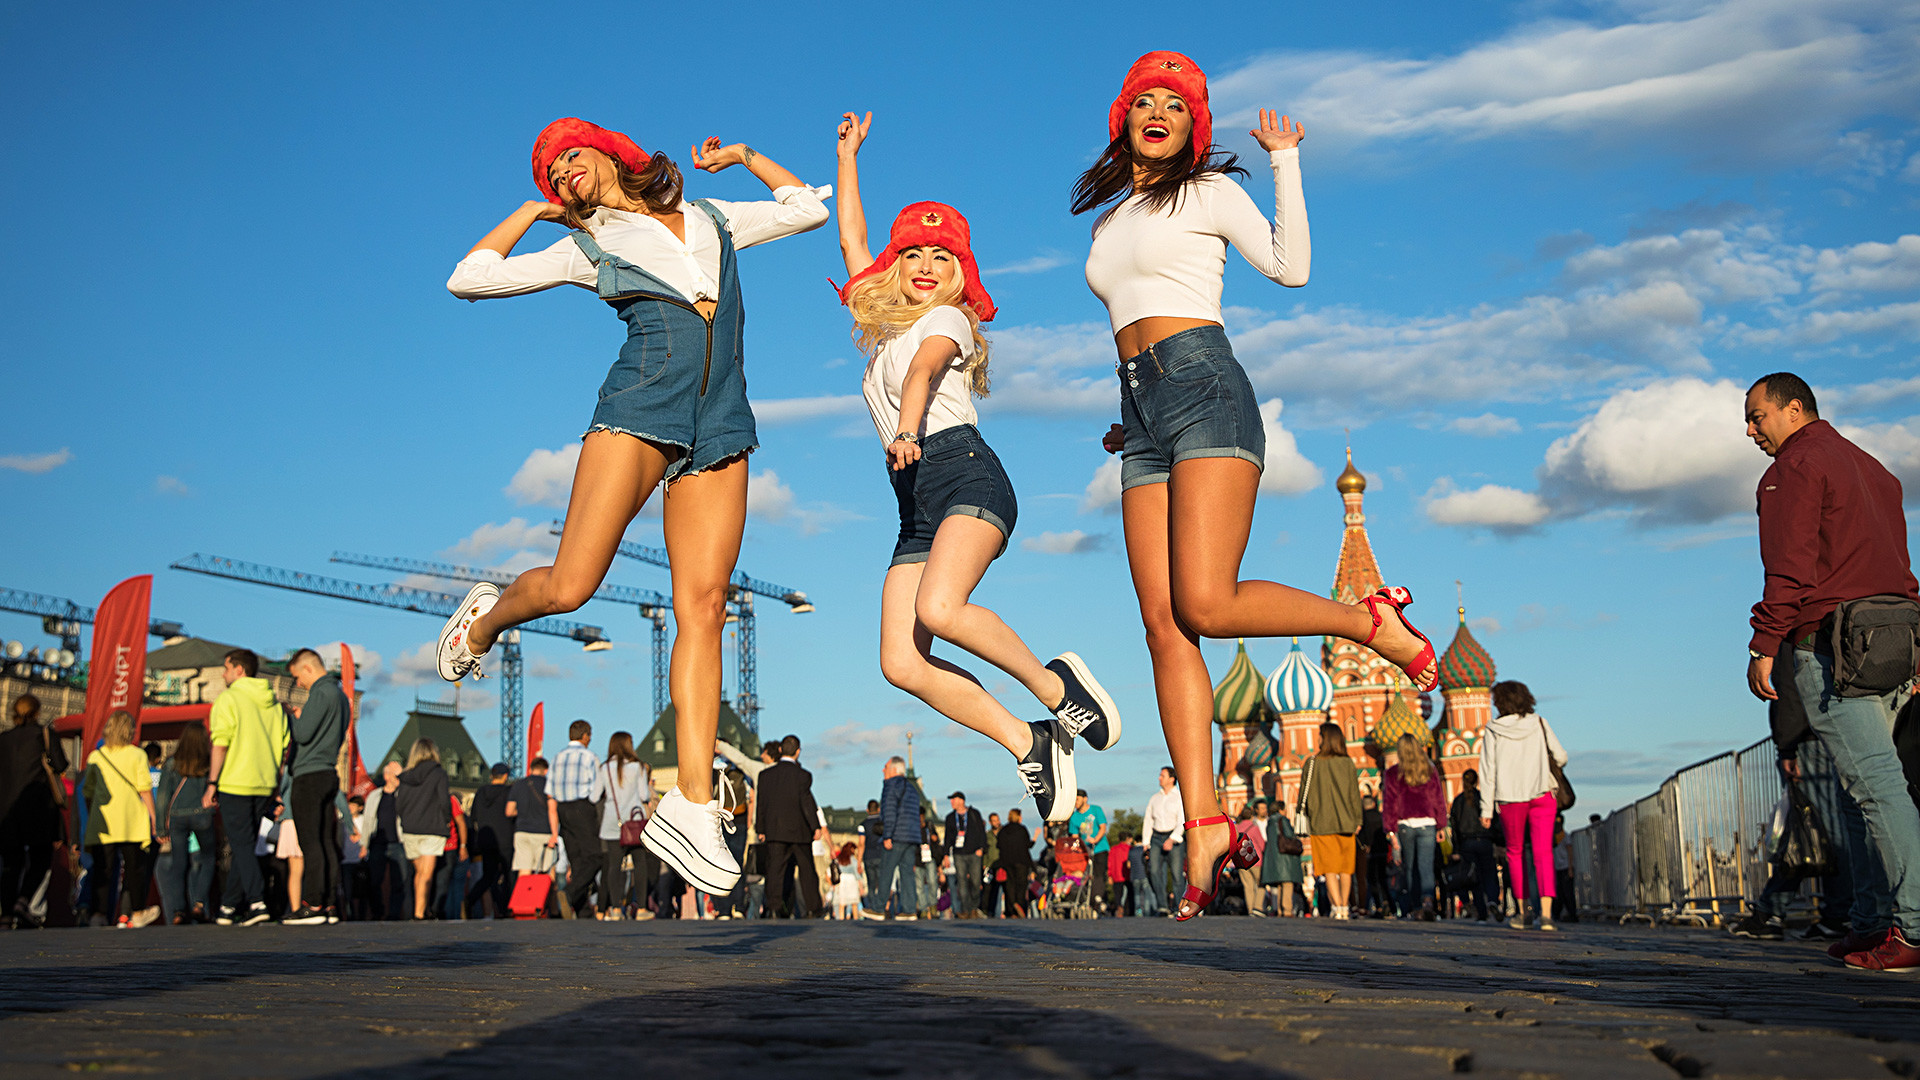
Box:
[570,199,758,482]
[887,424,1019,567]
[1117,325,1266,490]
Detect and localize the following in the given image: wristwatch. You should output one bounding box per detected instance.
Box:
[1748,649,1766,660]
[892,432,919,444]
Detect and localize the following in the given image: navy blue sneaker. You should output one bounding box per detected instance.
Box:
[1047,653,1120,751]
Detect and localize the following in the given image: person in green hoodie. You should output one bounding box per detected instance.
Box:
[203,648,289,926]
[283,648,347,926]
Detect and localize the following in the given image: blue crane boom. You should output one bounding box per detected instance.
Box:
[0,586,186,651]
[169,554,608,775]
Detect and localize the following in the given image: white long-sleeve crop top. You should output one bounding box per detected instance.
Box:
[1084,148,1309,334]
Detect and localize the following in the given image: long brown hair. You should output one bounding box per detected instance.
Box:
[560,150,684,231]
[1395,734,1432,787]
[171,723,212,779]
[1314,722,1347,759]
[1070,131,1245,221]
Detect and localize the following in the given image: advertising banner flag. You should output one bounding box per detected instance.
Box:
[528,701,545,775]
[79,575,152,764]
[339,644,373,796]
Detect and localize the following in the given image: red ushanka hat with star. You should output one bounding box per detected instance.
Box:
[1107,51,1212,158]
[838,201,997,323]
[531,118,648,204]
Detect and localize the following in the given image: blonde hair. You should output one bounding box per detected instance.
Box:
[847,252,991,398]
[103,710,137,749]
[1395,734,1432,787]
[406,738,440,769]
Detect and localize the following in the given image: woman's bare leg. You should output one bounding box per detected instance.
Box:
[913,515,1066,711]
[468,430,672,653]
[660,455,749,806]
[879,560,1032,758]
[1164,458,1429,668]
[1120,482,1230,916]
[411,856,434,918]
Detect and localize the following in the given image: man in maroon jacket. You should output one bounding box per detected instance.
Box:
[1744,371,1920,972]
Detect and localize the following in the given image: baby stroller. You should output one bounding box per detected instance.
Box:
[1045,835,1098,919]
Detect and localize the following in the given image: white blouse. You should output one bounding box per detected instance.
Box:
[1084,149,1309,334]
[447,185,830,305]
[861,305,978,444]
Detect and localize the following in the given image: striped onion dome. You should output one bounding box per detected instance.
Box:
[1265,638,1334,715]
[1437,607,1497,691]
[1213,640,1266,726]
[1369,691,1432,748]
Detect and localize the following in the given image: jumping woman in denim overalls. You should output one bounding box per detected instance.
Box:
[1077,53,1440,920]
[444,119,828,896]
[833,113,1121,832]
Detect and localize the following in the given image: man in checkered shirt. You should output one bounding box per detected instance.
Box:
[549,720,605,916]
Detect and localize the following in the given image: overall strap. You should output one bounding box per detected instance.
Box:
[569,228,611,264]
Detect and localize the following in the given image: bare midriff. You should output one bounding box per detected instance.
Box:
[1114,316,1220,362]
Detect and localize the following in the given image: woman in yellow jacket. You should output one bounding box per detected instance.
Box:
[83,710,159,928]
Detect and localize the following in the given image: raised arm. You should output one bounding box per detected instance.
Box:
[692,136,805,192]
[1212,110,1310,287]
[835,111,875,278]
[469,201,568,260]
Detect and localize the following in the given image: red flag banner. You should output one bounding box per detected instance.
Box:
[339,643,373,796]
[79,575,152,765]
[527,701,545,776]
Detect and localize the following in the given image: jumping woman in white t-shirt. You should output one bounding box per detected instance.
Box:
[1079,52,1440,919]
[835,112,1120,824]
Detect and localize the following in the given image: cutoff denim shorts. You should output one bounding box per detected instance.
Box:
[887,424,1018,567]
[588,334,758,484]
[1117,325,1265,490]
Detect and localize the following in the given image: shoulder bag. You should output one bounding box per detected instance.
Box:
[1292,757,1315,837]
[1538,715,1575,812]
[1829,595,1920,698]
[607,762,645,847]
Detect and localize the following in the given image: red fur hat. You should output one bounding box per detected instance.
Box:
[531,118,648,205]
[1107,51,1212,159]
[838,201,997,323]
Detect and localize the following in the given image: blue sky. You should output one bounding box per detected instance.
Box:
[4,0,1917,820]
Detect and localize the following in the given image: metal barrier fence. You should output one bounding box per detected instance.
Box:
[1567,736,1833,925]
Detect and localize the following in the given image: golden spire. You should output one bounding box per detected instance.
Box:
[1336,439,1367,495]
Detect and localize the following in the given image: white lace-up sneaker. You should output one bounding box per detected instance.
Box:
[437,582,499,682]
[642,788,741,895]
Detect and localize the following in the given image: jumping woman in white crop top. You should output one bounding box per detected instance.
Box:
[835,112,1120,828]
[1078,52,1441,920]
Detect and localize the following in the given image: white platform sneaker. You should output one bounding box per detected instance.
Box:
[642,788,742,895]
[436,582,498,682]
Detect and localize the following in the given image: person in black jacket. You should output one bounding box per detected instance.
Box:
[1449,769,1501,922]
[754,735,824,918]
[0,694,68,928]
[395,739,451,919]
[466,764,514,918]
[944,792,986,918]
[995,809,1033,918]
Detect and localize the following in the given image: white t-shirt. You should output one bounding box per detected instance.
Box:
[861,305,978,444]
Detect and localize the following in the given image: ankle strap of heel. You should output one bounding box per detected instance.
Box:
[1182,815,1232,831]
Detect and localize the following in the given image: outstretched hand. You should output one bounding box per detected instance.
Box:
[1250,109,1304,152]
[837,111,871,158]
[691,137,750,173]
[1102,424,1125,454]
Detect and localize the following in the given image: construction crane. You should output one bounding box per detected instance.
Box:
[169,554,609,776]
[0,587,185,653]
[548,519,812,735]
[327,551,672,725]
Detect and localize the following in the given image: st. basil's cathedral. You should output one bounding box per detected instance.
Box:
[1207,450,1500,819]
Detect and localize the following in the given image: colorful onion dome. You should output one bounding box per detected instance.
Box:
[1437,606,1496,691]
[1369,691,1431,748]
[1242,724,1277,769]
[1265,638,1334,715]
[1213,640,1266,726]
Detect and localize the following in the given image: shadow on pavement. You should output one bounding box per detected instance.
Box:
[316,971,1305,1080]
[0,939,510,1019]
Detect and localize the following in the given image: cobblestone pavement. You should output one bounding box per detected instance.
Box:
[2,917,1915,1079]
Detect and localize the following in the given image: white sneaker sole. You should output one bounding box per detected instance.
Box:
[437,582,498,682]
[1045,721,1077,824]
[641,812,740,895]
[1056,652,1121,751]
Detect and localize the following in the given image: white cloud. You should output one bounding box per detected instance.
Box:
[752,394,866,425]
[1424,482,1552,531]
[1809,235,1920,293]
[154,475,192,497]
[1840,417,1920,495]
[1021,530,1108,554]
[444,517,559,565]
[1538,377,1767,524]
[505,444,580,508]
[314,643,383,679]
[818,719,916,757]
[977,322,1118,415]
[983,251,1071,277]
[1257,398,1322,496]
[746,469,861,535]
[1081,456,1123,514]
[526,657,572,680]
[1208,0,1920,165]
[1448,413,1523,437]
[0,448,71,474]
[389,641,440,685]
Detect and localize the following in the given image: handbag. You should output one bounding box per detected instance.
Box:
[607,762,645,847]
[1538,715,1576,812]
[40,726,66,809]
[1777,780,1835,880]
[1829,595,1920,698]
[1292,758,1314,836]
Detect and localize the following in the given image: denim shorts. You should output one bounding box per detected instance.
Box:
[887,425,1018,567]
[587,309,758,484]
[1117,325,1265,490]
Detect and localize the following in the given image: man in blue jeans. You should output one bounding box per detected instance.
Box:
[1744,372,1920,971]
[865,757,921,920]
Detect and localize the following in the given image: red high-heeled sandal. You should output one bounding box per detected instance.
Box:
[1173,815,1260,921]
[1360,586,1439,692]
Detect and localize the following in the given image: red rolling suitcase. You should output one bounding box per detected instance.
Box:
[510,848,557,919]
